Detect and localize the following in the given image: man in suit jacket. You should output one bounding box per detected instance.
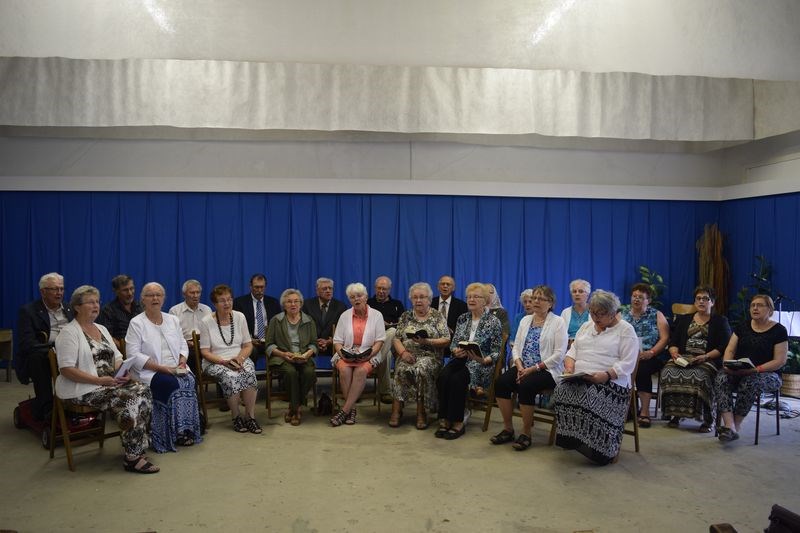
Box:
[302,277,346,356]
[432,275,468,355]
[233,273,281,362]
[16,272,74,420]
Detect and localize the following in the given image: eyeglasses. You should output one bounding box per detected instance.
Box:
[215,298,233,304]
[750,303,768,309]
[466,295,485,300]
[43,287,65,293]
[531,296,552,302]
[695,296,711,302]
[142,293,163,298]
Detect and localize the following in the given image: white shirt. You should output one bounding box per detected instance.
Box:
[567,319,639,388]
[199,311,252,368]
[125,312,189,385]
[169,301,212,340]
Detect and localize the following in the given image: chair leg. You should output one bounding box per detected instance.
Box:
[776,390,781,436]
[49,399,58,459]
[196,378,209,430]
[266,370,272,418]
[755,395,761,445]
[55,398,76,471]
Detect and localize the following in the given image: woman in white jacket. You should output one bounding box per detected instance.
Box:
[490,285,568,451]
[55,285,158,474]
[125,282,202,452]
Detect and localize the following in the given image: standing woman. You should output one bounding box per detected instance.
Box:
[390,282,451,429]
[552,290,639,465]
[715,294,788,442]
[620,283,670,428]
[661,286,731,432]
[199,284,260,434]
[491,285,568,451]
[436,283,502,440]
[125,282,203,452]
[331,282,386,426]
[265,289,318,426]
[55,285,158,473]
[560,279,591,344]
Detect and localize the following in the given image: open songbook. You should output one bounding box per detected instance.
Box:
[405,328,429,340]
[457,341,483,357]
[340,348,372,361]
[723,358,755,370]
[560,371,592,382]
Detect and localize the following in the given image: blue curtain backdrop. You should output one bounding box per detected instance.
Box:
[2,191,797,337]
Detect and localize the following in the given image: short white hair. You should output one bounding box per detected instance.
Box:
[374,276,392,288]
[346,282,368,298]
[182,279,202,293]
[316,277,334,288]
[141,282,165,298]
[39,272,64,289]
[519,289,533,303]
[408,282,433,302]
[569,279,591,293]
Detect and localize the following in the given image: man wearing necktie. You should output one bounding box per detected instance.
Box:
[302,277,346,357]
[233,273,281,364]
[432,275,468,356]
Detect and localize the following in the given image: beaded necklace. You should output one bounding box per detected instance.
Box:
[216,312,235,346]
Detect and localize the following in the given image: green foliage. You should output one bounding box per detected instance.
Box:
[785,338,800,374]
[638,265,666,309]
[728,255,772,328]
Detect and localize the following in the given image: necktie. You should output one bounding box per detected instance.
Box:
[321,302,328,322]
[256,300,265,339]
[440,300,448,320]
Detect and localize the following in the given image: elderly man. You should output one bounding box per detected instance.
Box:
[169,279,212,348]
[98,274,142,340]
[431,275,468,357]
[16,272,74,420]
[302,277,346,357]
[233,273,281,362]
[367,276,406,403]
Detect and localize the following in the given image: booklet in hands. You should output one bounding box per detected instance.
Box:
[457,341,483,357]
[723,358,755,370]
[560,371,592,382]
[340,348,372,361]
[405,328,429,340]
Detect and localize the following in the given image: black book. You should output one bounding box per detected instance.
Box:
[723,358,755,370]
[405,328,429,340]
[340,348,372,361]
[457,341,483,357]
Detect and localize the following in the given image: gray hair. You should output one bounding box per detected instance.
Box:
[70,285,100,310]
[588,289,620,317]
[346,282,368,298]
[569,279,591,293]
[182,279,202,293]
[408,282,433,302]
[280,288,304,308]
[519,289,534,304]
[375,276,392,288]
[316,277,334,288]
[141,282,165,299]
[39,272,64,289]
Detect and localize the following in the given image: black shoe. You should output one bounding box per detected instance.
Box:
[219,403,230,412]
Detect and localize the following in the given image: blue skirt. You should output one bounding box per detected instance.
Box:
[150,373,203,453]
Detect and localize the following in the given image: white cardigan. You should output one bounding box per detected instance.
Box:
[125,312,190,386]
[332,306,386,364]
[54,319,123,400]
[512,312,569,382]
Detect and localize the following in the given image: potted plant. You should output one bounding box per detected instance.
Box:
[781,337,800,398]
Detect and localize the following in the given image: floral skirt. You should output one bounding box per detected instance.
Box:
[660,361,717,424]
[204,358,257,398]
[392,355,441,409]
[150,373,203,453]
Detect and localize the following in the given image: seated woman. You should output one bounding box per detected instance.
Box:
[265,288,318,426]
[491,285,567,451]
[560,278,591,344]
[199,284,260,434]
[125,282,203,451]
[331,282,386,426]
[552,290,638,465]
[54,285,158,473]
[715,294,788,442]
[509,289,534,355]
[436,282,502,440]
[620,283,670,428]
[390,282,450,429]
[661,285,731,432]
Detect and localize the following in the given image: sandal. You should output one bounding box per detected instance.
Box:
[698,423,712,433]
[388,410,403,428]
[668,416,680,428]
[637,416,652,428]
[123,456,160,474]
[416,409,428,430]
[490,429,515,445]
[344,408,357,425]
[176,434,194,447]
[245,417,262,434]
[512,434,532,451]
[290,414,301,426]
[284,410,293,423]
[435,420,450,438]
[718,427,739,442]
[443,425,465,440]
[330,410,347,427]
[233,416,249,433]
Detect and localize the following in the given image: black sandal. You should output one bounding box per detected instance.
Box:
[443,425,465,440]
[330,410,347,427]
[245,417,262,434]
[435,420,450,438]
[512,434,532,451]
[176,434,195,446]
[637,416,652,428]
[233,416,248,433]
[123,456,160,474]
[490,429,515,445]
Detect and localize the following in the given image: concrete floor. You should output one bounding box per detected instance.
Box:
[1,379,799,533]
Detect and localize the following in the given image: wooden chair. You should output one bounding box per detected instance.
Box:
[191,331,226,428]
[671,302,697,319]
[264,357,318,419]
[113,337,126,356]
[715,387,781,445]
[0,328,13,382]
[467,333,509,432]
[619,363,642,456]
[47,348,119,471]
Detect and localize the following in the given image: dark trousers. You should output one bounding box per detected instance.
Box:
[269,357,317,409]
[495,366,556,405]
[437,358,470,422]
[636,357,665,394]
[28,350,53,420]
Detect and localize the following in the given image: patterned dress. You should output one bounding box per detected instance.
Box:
[70,334,153,457]
[150,372,203,452]
[392,309,450,409]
